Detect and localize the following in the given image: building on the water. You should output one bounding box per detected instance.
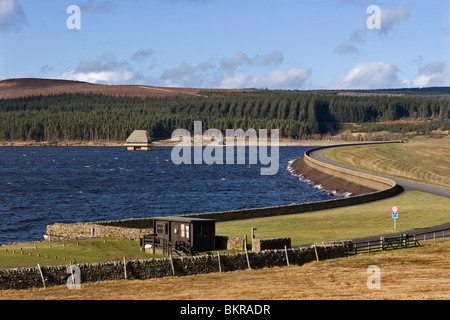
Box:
[125,130,152,151]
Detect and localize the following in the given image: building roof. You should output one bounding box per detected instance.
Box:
[152,216,216,223]
[125,130,152,145]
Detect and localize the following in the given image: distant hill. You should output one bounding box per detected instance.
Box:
[0,78,448,142]
[0,78,246,99]
[1,78,449,99]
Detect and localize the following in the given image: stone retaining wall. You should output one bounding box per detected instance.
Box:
[46,222,152,240]
[0,241,352,290]
[215,235,246,250]
[252,237,291,252]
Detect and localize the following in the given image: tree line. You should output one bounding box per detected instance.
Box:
[0,90,449,142]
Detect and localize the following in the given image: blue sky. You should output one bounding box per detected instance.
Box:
[1,0,449,89]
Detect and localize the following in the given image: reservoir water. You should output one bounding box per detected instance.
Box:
[0,146,339,244]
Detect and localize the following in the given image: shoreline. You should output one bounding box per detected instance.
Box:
[289,156,378,197]
[0,138,363,147]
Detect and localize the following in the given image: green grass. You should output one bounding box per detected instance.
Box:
[0,237,242,269]
[0,238,153,269]
[216,191,450,246]
[2,191,449,270]
[323,139,450,187]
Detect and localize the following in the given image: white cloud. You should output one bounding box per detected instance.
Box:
[131,48,154,62]
[336,61,400,89]
[379,5,409,33]
[261,50,284,66]
[59,70,135,84]
[80,0,114,13]
[220,50,285,71]
[220,67,311,89]
[220,52,251,71]
[334,60,450,90]
[335,30,362,55]
[55,50,305,89]
[402,61,450,88]
[336,5,409,55]
[160,61,215,87]
[0,0,27,33]
[56,55,148,85]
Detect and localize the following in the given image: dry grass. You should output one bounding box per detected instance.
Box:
[2,239,449,300]
[324,138,450,187]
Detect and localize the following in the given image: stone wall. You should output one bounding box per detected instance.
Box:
[46,222,152,241]
[252,237,291,252]
[215,235,246,250]
[0,241,352,290]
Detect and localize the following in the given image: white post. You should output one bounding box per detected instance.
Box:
[123,257,127,280]
[217,252,222,272]
[314,245,319,262]
[37,264,46,289]
[284,246,290,266]
[245,245,251,270]
[170,255,175,276]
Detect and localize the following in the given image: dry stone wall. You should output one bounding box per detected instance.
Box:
[252,237,291,252]
[0,241,352,290]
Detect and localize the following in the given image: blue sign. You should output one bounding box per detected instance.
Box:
[392,212,398,219]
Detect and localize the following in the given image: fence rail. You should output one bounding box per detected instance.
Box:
[346,227,450,255]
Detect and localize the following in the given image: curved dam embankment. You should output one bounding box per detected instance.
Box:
[46,143,402,239]
[298,142,402,197]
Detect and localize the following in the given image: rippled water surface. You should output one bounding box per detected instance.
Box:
[0,146,337,244]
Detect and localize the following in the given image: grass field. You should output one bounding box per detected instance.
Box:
[1,191,449,270]
[2,238,449,300]
[216,191,450,246]
[0,238,154,270]
[323,137,450,187]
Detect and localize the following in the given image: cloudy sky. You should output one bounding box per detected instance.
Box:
[0,0,449,90]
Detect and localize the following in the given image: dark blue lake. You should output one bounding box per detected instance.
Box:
[0,146,338,244]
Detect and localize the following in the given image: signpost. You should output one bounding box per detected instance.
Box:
[392,206,398,230]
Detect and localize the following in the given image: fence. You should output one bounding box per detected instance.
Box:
[0,241,351,290]
[346,227,450,255]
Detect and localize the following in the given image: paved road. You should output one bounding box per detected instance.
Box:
[308,144,450,199]
[305,143,450,243]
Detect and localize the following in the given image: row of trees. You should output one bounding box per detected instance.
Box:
[0,90,449,141]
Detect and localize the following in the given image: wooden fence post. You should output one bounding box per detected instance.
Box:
[314,245,319,262]
[170,255,175,276]
[123,257,127,280]
[284,246,290,266]
[37,264,46,289]
[245,245,251,270]
[217,252,222,273]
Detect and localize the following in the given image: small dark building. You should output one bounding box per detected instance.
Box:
[140,217,215,255]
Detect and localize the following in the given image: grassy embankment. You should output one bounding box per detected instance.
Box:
[323,136,450,188]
